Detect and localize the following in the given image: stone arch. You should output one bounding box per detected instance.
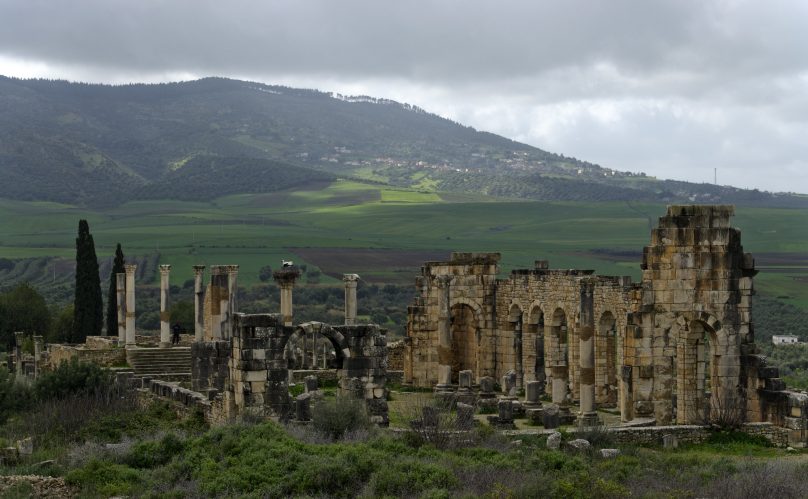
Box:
[595,311,618,406]
[284,321,351,369]
[547,307,570,404]
[525,302,546,389]
[673,312,731,424]
[449,298,483,382]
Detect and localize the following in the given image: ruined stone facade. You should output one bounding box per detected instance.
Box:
[405,205,794,427]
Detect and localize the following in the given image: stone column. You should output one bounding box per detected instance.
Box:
[159,265,171,347]
[225,265,239,339]
[14,331,24,376]
[578,280,599,426]
[436,276,451,368]
[514,315,523,389]
[209,266,225,339]
[33,335,43,378]
[124,264,137,347]
[116,272,126,344]
[343,273,360,325]
[273,266,301,327]
[193,265,205,342]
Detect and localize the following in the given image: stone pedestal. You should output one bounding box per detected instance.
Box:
[487,399,516,429]
[524,380,543,409]
[456,402,475,430]
[456,369,476,405]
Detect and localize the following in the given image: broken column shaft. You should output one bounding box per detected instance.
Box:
[225,265,239,338]
[159,265,171,348]
[124,264,137,347]
[343,273,360,325]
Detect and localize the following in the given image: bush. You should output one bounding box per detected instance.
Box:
[366,459,458,497]
[65,459,142,497]
[34,357,113,401]
[311,396,370,440]
[0,369,33,424]
[124,432,185,468]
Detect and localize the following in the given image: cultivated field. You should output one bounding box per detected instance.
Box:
[0,179,806,308]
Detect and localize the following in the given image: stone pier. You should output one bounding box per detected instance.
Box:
[193,265,205,342]
[578,280,600,426]
[116,272,126,344]
[225,265,239,338]
[124,264,137,347]
[273,266,301,327]
[343,273,359,325]
[159,265,171,348]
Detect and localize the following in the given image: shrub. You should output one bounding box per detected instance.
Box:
[65,459,142,497]
[125,432,185,468]
[311,396,370,440]
[366,459,458,497]
[0,369,33,424]
[34,357,113,401]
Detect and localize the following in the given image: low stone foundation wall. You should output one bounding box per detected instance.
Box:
[47,344,126,369]
[506,422,789,448]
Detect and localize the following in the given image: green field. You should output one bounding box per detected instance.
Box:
[1,179,806,308]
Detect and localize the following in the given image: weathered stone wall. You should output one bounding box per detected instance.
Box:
[387,340,406,371]
[191,341,230,393]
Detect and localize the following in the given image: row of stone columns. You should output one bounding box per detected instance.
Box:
[112,263,360,347]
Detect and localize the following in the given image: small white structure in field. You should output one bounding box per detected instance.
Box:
[773,335,800,345]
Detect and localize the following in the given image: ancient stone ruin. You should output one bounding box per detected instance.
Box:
[404,205,806,435]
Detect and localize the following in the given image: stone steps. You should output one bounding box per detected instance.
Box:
[126,347,191,381]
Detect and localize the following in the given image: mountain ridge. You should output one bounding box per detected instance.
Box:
[1,75,805,208]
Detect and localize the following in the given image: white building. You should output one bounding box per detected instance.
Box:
[772,335,800,345]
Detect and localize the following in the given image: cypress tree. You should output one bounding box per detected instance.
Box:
[73,219,103,342]
[105,243,125,336]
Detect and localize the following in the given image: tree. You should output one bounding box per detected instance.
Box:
[105,243,125,336]
[0,282,51,350]
[258,265,273,282]
[73,219,103,343]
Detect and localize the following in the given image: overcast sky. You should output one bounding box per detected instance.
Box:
[1,0,807,193]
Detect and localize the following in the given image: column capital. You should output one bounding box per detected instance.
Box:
[224,264,240,275]
[159,264,171,274]
[124,263,137,275]
[343,273,360,283]
[192,265,206,275]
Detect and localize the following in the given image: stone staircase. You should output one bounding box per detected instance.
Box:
[126,347,192,382]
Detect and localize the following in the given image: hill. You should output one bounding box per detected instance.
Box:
[1,76,806,207]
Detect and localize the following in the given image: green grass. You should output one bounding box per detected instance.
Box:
[0,179,806,306]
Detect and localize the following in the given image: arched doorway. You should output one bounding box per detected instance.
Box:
[450,303,479,381]
[596,312,618,406]
[525,306,545,388]
[549,308,569,404]
[676,319,716,424]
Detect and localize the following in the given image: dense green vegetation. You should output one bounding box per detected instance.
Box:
[1,76,805,208]
[1,366,806,497]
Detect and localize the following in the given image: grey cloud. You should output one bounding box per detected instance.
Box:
[0,0,806,192]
